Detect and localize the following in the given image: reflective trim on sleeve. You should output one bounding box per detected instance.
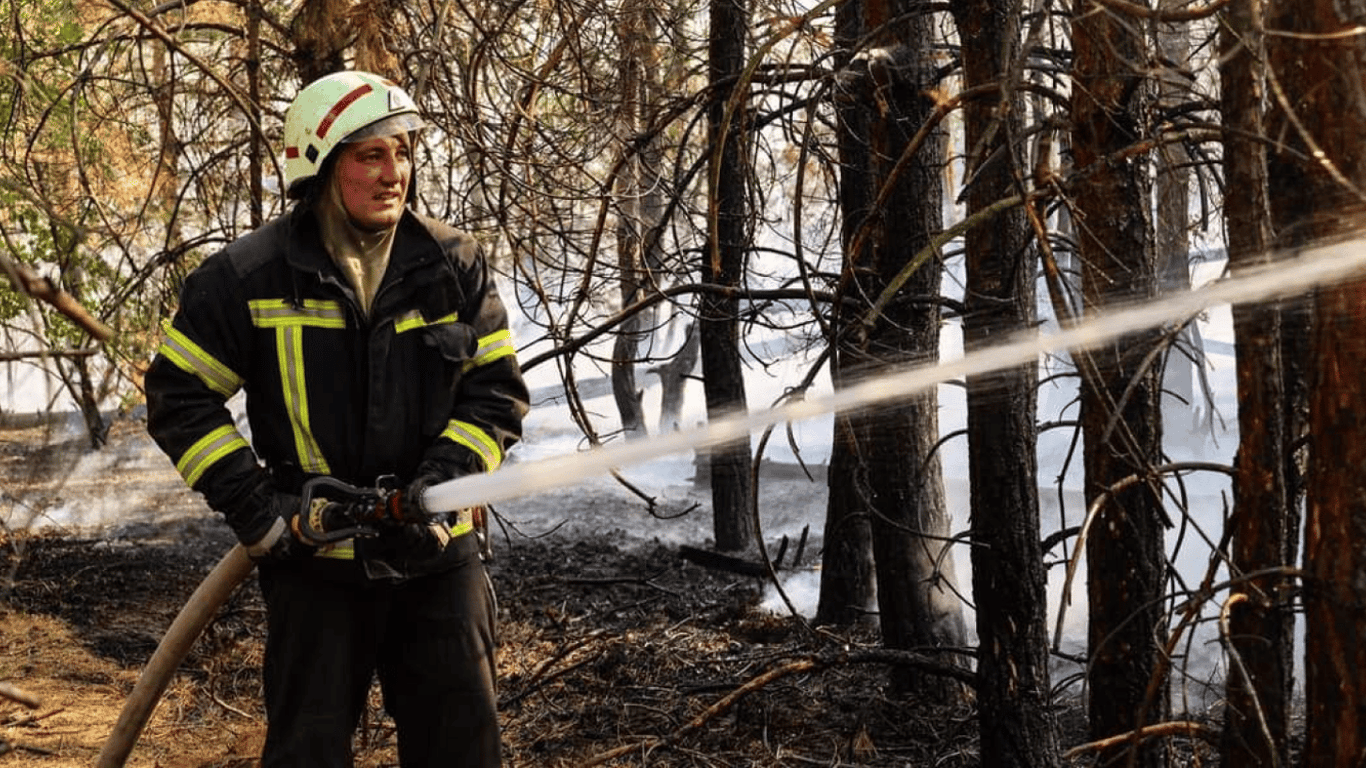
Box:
[440,419,502,472]
[463,329,516,373]
[157,319,243,398]
[250,299,345,475]
[176,423,251,487]
[394,309,459,334]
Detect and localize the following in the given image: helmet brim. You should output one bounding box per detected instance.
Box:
[342,112,426,144]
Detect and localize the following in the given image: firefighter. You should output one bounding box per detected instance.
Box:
[144,70,528,767]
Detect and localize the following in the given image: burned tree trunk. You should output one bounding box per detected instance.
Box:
[1219,0,1295,764]
[1071,3,1168,764]
[820,0,967,700]
[950,0,1060,762]
[610,0,652,441]
[1263,0,1366,763]
[702,0,755,551]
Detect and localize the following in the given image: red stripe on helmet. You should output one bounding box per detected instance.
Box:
[316,83,374,139]
[285,146,300,159]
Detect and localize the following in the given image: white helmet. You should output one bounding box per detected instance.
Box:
[282,70,425,198]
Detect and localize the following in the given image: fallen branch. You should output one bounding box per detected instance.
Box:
[0,738,56,757]
[576,648,975,767]
[0,682,41,709]
[562,571,682,598]
[501,632,607,709]
[1,707,62,728]
[1062,720,1219,759]
[677,544,770,578]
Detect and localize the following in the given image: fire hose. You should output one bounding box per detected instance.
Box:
[96,544,254,768]
[95,477,476,768]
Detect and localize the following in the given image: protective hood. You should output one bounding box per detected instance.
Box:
[314,172,397,318]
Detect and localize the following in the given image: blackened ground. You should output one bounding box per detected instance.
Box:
[0,423,1226,767]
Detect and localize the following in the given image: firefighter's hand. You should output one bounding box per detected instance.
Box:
[400,521,452,560]
[400,476,438,524]
[396,476,450,559]
[244,494,317,563]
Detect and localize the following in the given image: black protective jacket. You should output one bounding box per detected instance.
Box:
[145,206,528,575]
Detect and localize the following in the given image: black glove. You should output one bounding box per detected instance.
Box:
[383,476,448,561]
[401,476,438,524]
[243,494,317,564]
[397,519,452,562]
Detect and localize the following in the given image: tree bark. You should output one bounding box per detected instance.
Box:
[816,412,878,625]
[1263,0,1366,763]
[702,0,755,551]
[1219,1,1295,765]
[822,0,967,700]
[815,0,880,628]
[611,0,654,440]
[289,0,348,85]
[1071,4,1168,765]
[649,323,699,433]
[1155,3,1193,424]
[950,0,1060,762]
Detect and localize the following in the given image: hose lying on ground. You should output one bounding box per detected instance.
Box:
[96,544,255,768]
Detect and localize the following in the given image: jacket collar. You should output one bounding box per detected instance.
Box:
[282,207,447,315]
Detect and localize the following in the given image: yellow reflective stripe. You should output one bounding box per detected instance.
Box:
[472,329,515,366]
[394,311,425,334]
[249,298,339,475]
[395,309,459,334]
[312,516,472,561]
[461,330,516,375]
[275,324,330,474]
[448,506,476,538]
[249,298,346,328]
[315,539,355,560]
[157,319,243,398]
[393,307,461,332]
[441,419,502,472]
[175,424,250,487]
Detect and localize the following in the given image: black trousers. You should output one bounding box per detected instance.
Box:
[257,537,500,767]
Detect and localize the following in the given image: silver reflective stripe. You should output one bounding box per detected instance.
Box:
[466,329,515,371]
[249,299,345,475]
[249,299,346,329]
[441,420,502,472]
[158,320,243,398]
[176,424,250,487]
[394,309,459,334]
[275,324,329,474]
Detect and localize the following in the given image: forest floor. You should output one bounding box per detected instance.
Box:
[0,418,1225,767]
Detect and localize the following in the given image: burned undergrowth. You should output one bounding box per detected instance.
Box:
[0,424,1231,767]
[0,516,996,767]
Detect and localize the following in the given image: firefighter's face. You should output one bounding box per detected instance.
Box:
[334,133,412,231]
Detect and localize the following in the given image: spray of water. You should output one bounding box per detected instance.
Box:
[424,237,1366,514]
